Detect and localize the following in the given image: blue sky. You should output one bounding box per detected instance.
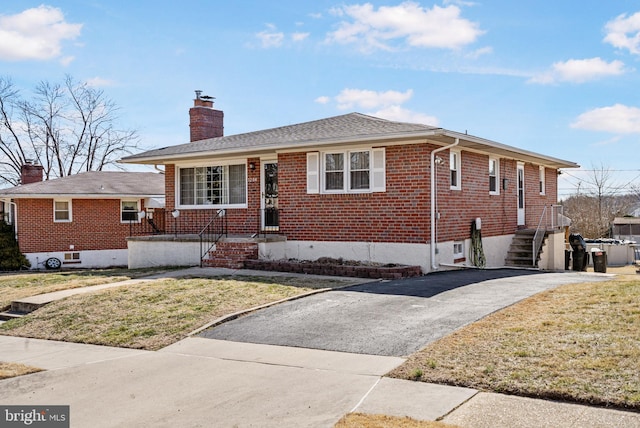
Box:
[1,1,640,198]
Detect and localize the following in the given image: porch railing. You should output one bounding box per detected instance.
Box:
[128,208,222,237]
[533,204,565,265]
[199,209,227,267]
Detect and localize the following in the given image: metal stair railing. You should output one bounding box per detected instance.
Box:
[533,205,564,266]
[199,209,227,267]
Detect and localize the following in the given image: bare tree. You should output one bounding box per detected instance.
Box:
[0,75,138,186]
[562,163,636,238]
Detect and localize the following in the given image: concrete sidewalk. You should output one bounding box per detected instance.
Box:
[2,335,639,427]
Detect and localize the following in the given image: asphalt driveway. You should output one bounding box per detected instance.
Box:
[199,269,609,357]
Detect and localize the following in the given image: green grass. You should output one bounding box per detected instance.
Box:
[0,275,350,350]
[0,267,182,310]
[388,271,640,410]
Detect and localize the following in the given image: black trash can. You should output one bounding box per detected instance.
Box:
[565,250,571,270]
[592,250,607,273]
[569,234,588,271]
[572,249,586,271]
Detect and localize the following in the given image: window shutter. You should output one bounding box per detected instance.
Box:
[307,152,319,194]
[371,148,386,192]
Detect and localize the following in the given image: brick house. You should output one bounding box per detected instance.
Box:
[120,93,578,273]
[0,166,164,269]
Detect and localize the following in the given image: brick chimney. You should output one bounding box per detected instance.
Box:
[189,90,224,142]
[20,161,44,184]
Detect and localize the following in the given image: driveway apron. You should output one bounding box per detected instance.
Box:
[199,269,610,357]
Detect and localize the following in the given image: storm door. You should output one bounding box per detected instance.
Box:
[517,162,525,226]
[261,161,279,231]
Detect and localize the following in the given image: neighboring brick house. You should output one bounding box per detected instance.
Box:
[0,166,164,269]
[120,92,578,273]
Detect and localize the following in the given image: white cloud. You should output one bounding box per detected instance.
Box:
[335,88,413,109]
[465,46,492,59]
[604,12,640,54]
[256,24,284,48]
[528,58,626,84]
[0,5,82,61]
[292,32,310,42]
[371,105,439,125]
[85,77,116,87]
[571,104,640,134]
[323,87,437,125]
[326,2,483,52]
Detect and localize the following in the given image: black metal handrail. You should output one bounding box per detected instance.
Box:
[199,209,227,267]
[129,208,222,237]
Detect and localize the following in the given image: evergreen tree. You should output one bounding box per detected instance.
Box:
[0,222,30,270]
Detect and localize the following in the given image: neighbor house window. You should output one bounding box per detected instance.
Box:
[450,150,461,190]
[316,148,385,193]
[489,157,499,194]
[539,166,546,195]
[53,200,71,222]
[178,164,246,207]
[121,200,139,222]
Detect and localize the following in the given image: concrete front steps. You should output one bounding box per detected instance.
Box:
[505,229,547,268]
[0,300,45,321]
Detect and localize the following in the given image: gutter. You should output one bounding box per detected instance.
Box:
[430,137,459,271]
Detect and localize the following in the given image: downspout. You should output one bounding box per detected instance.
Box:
[430,137,459,271]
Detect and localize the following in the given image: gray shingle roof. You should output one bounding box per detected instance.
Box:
[121,112,440,162]
[119,111,578,169]
[0,171,164,198]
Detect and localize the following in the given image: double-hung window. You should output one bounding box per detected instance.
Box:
[53,200,71,222]
[450,150,461,190]
[178,163,247,207]
[539,166,546,195]
[307,148,385,194]
[121,200,139,222]
[489,157,499,195]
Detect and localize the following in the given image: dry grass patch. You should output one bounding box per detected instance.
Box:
[0,362,42,379]
[0,268,180,310]
[389,271,640,410]
[0,276,346,350]
[335,413,458,428]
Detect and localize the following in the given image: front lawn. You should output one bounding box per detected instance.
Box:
[0,275,349,350]
[389,267,640,410]
[0,267,180,310]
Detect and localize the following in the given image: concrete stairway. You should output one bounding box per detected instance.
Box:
[505,229,546,268]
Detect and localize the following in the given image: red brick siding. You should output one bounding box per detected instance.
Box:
[163,145,560,244]
[165,159,261,235]
[17,198,136,253]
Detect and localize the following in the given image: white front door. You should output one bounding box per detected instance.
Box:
[517,162,525,226]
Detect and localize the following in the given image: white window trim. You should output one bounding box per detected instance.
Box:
[489,157,500,195]
[314,147,385,194]
[121,199,141,223]
[539,166,546,195]
[175,161,248,209]
[450,150,461,190]
[53,199,72,223]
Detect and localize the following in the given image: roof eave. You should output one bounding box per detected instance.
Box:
[118,129,446,165]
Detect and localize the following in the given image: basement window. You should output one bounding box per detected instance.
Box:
[453,241,464,259]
